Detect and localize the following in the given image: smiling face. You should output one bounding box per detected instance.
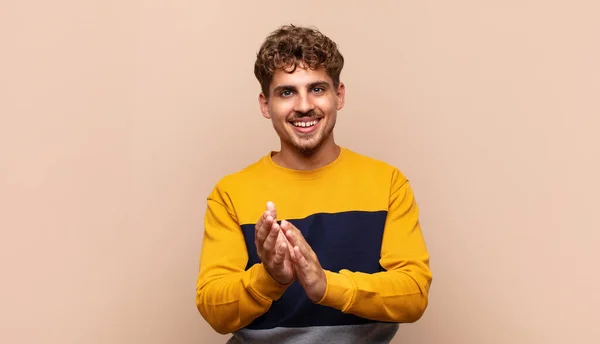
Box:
[259,64,345,156]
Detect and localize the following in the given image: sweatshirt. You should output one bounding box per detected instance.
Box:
[196,147,432,343]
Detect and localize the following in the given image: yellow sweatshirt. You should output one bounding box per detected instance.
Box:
[196,147,432,343]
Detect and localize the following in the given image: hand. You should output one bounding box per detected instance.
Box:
[280,220,327,302]
[254,202,294,285]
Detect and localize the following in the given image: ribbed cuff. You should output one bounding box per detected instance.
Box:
[316,270,356,311]
[248,263,290,302]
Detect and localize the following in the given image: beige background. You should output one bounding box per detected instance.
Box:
[1,1,599,343]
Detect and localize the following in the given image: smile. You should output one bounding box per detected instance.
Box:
[289,118,322,134]
[292,120,319,128]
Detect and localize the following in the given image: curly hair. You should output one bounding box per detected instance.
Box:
[254,24,344,97]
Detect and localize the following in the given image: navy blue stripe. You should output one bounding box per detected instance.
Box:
[240,210,388,329]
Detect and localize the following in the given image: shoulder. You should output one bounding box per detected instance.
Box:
[342,147,409,184]
[208,154,268,200]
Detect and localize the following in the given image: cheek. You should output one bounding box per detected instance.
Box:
[269,102,293,120]
[315,97,336,113]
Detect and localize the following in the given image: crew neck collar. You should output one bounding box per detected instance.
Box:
[264,146,347,180]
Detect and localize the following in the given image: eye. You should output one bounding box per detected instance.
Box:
[311,87,325,94]
[280,90,294,97]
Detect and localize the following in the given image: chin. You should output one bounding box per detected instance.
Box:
[277,120,334,155]
[295,144,320,156]
[292,135,328,155]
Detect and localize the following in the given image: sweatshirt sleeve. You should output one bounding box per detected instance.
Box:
[195,184,290,334]
[316,169,433,323]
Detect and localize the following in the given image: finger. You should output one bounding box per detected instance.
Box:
[272,240,287,266]
[281,232,295,257]
[262,221,280,251]
[255,211,267,237]
[287,231,313,262]
[281,220,302,241]
[281,220,310,256]
[281,220,299,246]
[292,246,310,270]
[280,220,296,238]
[266,201,277,219]
[283,224,299,246]
[274,229,295,259]
[254,213,265,254]
[256,213,273,245]
[283,232,296,260]
[278,221,300,257]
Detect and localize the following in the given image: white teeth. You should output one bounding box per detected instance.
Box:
[293,120,318,128]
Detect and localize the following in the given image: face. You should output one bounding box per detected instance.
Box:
[259,64,345,155]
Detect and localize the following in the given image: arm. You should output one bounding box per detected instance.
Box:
[195,187,290,334]
[316,169,432,322]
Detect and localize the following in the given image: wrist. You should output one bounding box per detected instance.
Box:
[270,270,293,285]
[315,270,355,311]
[308,269,327,302]
[246,263,291,302]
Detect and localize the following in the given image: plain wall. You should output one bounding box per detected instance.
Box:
[1,1,599,343]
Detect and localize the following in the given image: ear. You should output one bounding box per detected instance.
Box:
[335,82,346,111]
[259,92,271,119]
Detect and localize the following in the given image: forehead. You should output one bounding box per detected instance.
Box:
[270,65,333,89]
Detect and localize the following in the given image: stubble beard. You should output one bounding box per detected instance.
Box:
[290,117,335,156]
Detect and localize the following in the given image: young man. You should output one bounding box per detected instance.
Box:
[196,25,432,343]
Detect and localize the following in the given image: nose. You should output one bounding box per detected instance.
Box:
[293,92,315,114]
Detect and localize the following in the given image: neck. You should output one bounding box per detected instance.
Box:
[273,139,340,171]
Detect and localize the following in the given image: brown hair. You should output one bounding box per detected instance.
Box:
[254,24,344,97]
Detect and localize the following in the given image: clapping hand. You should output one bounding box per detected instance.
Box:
[254,202,295,285]
[280,220,327,302]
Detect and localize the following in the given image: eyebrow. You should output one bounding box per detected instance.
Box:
[273,81,331,94]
